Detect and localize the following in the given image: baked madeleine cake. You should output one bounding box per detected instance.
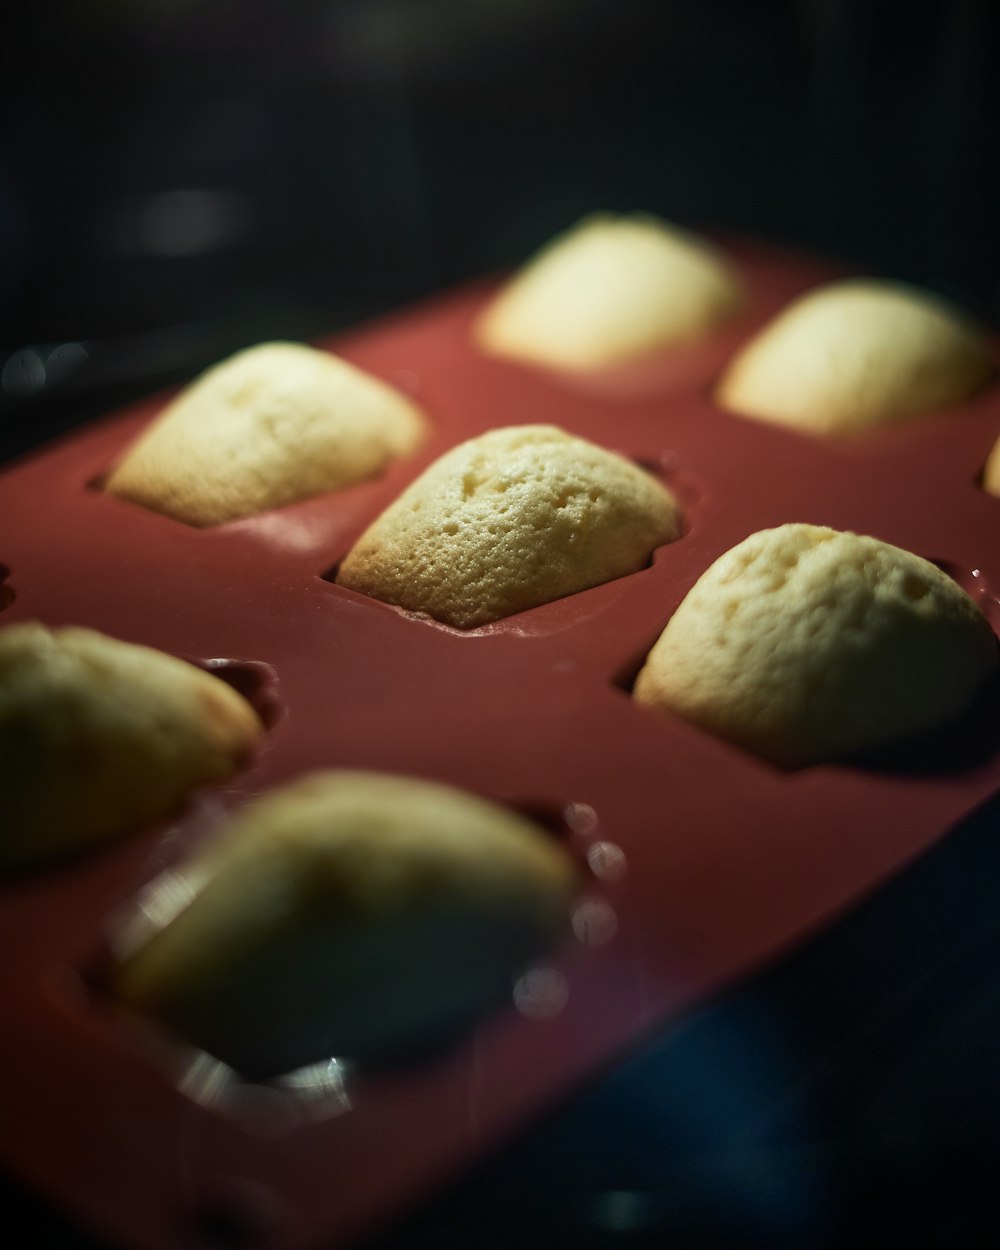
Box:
[336,424,681,628]
[112,771,577,1076]
[634,524,997,767]
[475,213,743,372]
[0,624,263,870]
[716,280,993,435]
[105,342,427,526]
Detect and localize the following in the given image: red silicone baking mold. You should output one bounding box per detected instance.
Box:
[1,239,998,1250]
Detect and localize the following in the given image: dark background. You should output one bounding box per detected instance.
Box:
[2,2,1000,1246]
[2,0,998,457]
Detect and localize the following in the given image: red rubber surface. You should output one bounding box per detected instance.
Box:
[0,240,998,1250]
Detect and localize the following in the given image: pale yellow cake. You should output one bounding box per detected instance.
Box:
[336,424,682,627]
[716,280,993,435]
[634,525,997,767]
[105,342,427,526]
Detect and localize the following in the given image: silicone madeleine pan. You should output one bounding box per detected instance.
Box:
[1,238,998,1250]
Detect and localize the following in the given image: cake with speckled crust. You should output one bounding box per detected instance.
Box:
[634,524,998,767]
[336,424,682,627]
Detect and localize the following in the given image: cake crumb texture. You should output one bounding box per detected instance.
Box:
[634,524,998,767]
[336,424,682,627]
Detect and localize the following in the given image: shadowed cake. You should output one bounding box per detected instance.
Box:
[112,770,578,1075]
[0,623,263,870]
